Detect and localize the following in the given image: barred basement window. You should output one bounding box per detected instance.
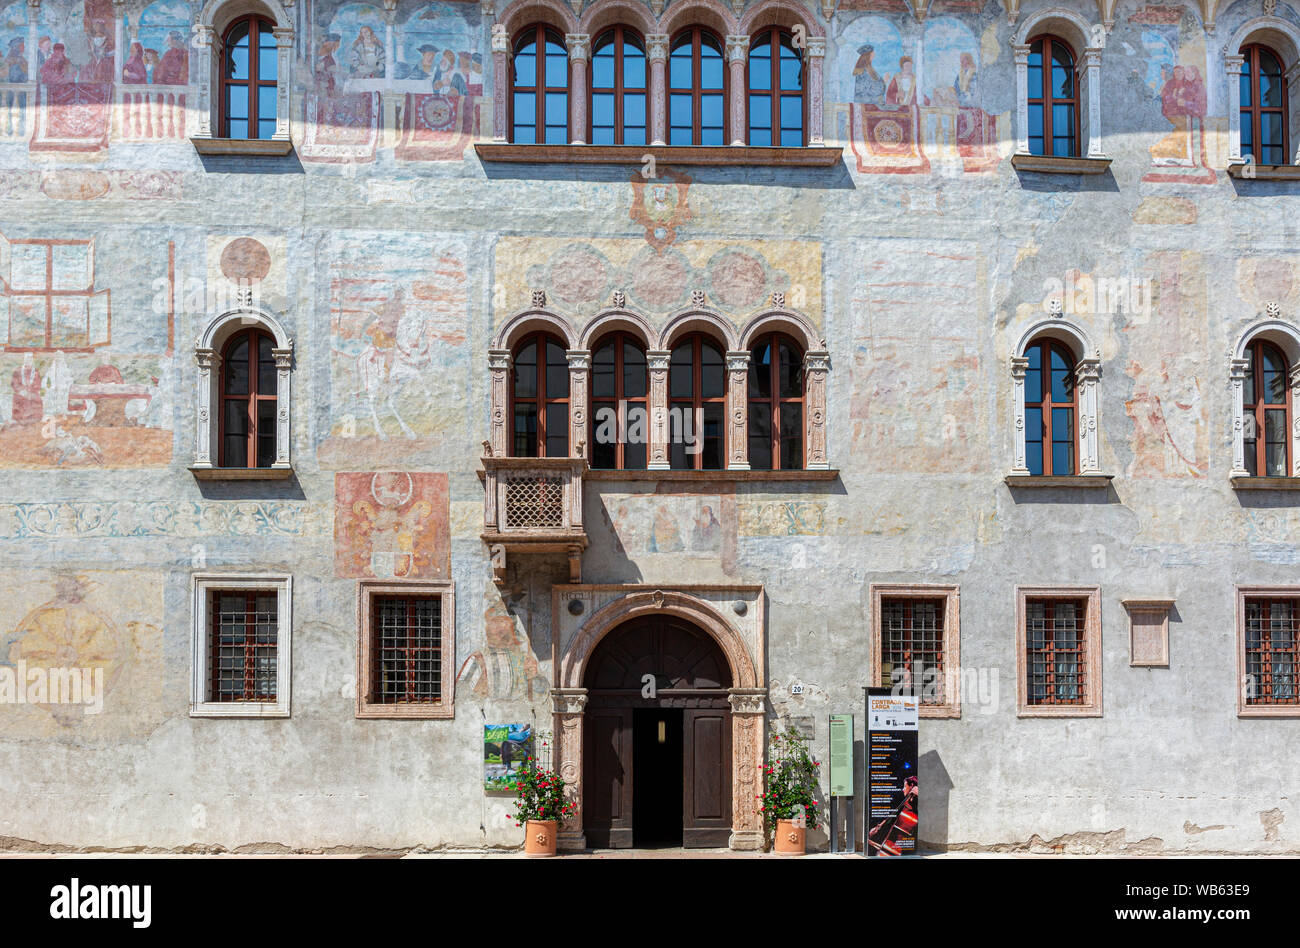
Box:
[1016,586,1102,717]
[871,584,961,718]
[1244,597,1299,707]
[357,581,455,718]
[190,573,291,718]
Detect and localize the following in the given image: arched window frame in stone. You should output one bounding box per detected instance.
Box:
[192,0,295,142]
[580,308,656,468]
[487,306,578,458]
[658,306,738,470]
[492,0,579,143]
[1224,17,1300,166]
[1010,318,1102,477]
[1230,315,1300,478]
[193,306,293,474]
[1012,8,1106,160]
[739,307,829,471]
[739,0,827,147]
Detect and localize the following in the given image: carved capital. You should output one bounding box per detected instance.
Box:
[272,26,295,48]
[195,347,216,371]
[567,348,591,371]
[1229,357,1251,381]
[1012,43,1031,66]
[1082,47,1102,69]
[551,688,588,715]
[805,37,826,59]
[725,35,749,63]
[566,33,590,61]
[647,34,669,62]
[492,29,509,53]
[725,350,751,372]
[647,349,671,372]
[271,347,293,370]
[728,688,766,715]
[804,349,830,373]
[1011,356,1030,379]
[488,348,512,370]
[1076,357,1102,382]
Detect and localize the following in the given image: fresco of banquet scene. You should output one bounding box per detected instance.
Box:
[305,1,484,162]
[836,11,1010,174]
[0,233,173,469]
[0,0,191,148]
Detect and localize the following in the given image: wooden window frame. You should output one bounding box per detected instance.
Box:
[219,14,277,141]
[509,330,570,458]
[590,331,648,470]
[589,26,647,146]
[871,584,961,718]
[190,573,291,718]
[1240,44,1289,167]
[509,23,569,145]
[1015,586,1102,717]
[1025,338,1078,476]
[218,327,277,469]
[669,332,727,470]
[746,27,805,148]
[668,26,728,147]
[747,331,805,471]
[1026,34,1080,159]
[1243,337,1292,477]
[356,580,455,719]
[1236,587,1300,717]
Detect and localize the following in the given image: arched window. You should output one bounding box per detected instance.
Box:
[1024,339,1076,475]
[591,332,648,469]
[748,27,803,147]
[511,24,568,144]
[1240,44,1288,166]
[511,332,569,457]
[221,15,277,140]
[669,27,726,146]
[591,26,647,146]
[669,333,725,469]
[1243,338,1291,476]
[220,327,277,468]
[1026,35,1078,158]
[748,333,804,469]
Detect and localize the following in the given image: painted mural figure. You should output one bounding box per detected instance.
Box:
[80,30,114,82]
[852,44,886,105]
[349,25,384,78]
[10,353,41,426]
[431,49,465,97]
[5,37,26,82]
[315,34,342,96]
[403,43,438,79]
[39,43,74,84]
[154,31,188,85]
[41,351,72,419]
[122,42,147,83]
[885,56,917,107]
[457,603,547,701]
[1151,64,1207,166]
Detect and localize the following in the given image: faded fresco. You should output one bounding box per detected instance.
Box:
[1134,4,1216,184]
[457,586,548,701]
[334,471,451,579]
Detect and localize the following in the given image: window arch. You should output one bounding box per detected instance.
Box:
[511,331,570,458]
[221,14,278,140]
[1026,35,1078,158]
[590,26,647,146]
[669,26,726,146]
[590,332,648,469]
[219,327,278,468]
[747,27,803,147]
[669,333,726,469]
[747,332,804,469]
[511,24,569,144]
[1243,338,1292,476]
[1023,339,1077,476]
[1240,44,1288,166]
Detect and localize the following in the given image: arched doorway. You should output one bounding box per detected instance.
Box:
[582,614,733,848]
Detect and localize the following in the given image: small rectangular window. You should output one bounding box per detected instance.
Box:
[1243,596,1299,708]
[358,581,455,719]
[872,585,961,718]
[191,574,291,718]
[1016,587,1102,717]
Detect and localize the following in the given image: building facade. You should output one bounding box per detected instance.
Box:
[0,0,1298,853]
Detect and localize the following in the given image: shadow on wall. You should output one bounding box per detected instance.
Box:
[918,748,953,852]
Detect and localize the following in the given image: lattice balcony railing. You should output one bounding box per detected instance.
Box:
[481,456,588,582]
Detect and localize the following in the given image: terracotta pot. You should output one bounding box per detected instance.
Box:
[524,819,558,857]
[774,818,806,855]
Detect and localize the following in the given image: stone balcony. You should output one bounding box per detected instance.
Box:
[481,454,588,584]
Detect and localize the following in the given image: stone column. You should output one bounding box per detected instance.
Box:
[1225,53,1244,164]
[647,349,671,469]
[804,348,830,469]
[272,347,293,468]
[492,25,509,141]
[488,349,511,457]
[728,688,767,851]
[25,0,37,86]
[1083,47,1105,158]
[566,33,589,145]
[1013,43,1030,154]
[273,27,294,141]
[806,36,825,146]
[193,348,217,467]
[647,33,668,146]
[725,350,750,470]
[567,349,591,460]
[552,688,588,851]
[725,34,748,146]
[1076,358,1101,474]
[1287,63,1300,163]
[384,17,395,83]
[193,25,215,138]
[1011,356,1030,474]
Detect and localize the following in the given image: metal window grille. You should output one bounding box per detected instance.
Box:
[503,475,564,529]
[372,595,442,703]
[1245,598,1299,705]
[210,590,278,702]
[1025,598,1087,705]
[880,598,945,704]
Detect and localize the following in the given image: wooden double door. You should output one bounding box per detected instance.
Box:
[583,616,733,849]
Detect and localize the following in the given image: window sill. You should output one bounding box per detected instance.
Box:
[1238,706,1300,718]
[191,136,294,157]
[1231,476,1300,490]
[474,142,841,167]
[585,468,840,482]
[1016,707,1103,718]
[1227,162,1300,180]
[190,465,294,480]
[1005,474,1113,488]
[191,702,289,718]
[1010,154,1112,175]
[356,703,454,720]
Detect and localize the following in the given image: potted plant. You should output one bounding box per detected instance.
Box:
[758,727,822,855]
[511,756,574,857]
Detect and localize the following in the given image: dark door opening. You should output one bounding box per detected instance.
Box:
[632,708,683,848]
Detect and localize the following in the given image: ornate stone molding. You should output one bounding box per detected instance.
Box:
[725,350,750,471]
[568,348,591,461]
[647,349,671,469]
[488,348,511,457]
[805,348,830,469]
